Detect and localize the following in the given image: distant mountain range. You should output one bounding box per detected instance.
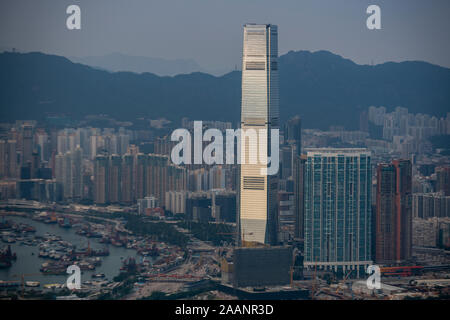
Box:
[69,53,205,76]
[1,50,449,129]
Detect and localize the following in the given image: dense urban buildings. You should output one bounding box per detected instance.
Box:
[0,11,449,303]
[239,24,279,245]
[183,190,236,223]
[277,191,295,243]
[93,153,186,205]
[413,217,450,248]
[413,192,450,219]
[436,166,450,196]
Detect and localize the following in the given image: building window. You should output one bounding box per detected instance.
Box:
[246,61,265,70]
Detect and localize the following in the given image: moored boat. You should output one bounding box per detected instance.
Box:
[25,281,40,287]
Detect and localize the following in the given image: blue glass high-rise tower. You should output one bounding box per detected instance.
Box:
[304,148,372,276]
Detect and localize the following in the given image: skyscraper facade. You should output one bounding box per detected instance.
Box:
[21,124,33,166]
[285,115,302,157]
[304,148,372,276]
[239,24,279,245]
[376,160,412,264]
[293,154,306,241]
[109,154,122,203]
[94,155,109,204]
[436,166,450,196]
[71,147,83,200]
[55,148,83,201]
[121,154,134,204]
[0,141,6,178]
[93,153,186,205]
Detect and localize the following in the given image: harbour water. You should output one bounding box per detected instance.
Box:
[0,215,139,285]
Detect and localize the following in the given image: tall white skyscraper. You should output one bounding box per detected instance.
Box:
[239,24,279,245]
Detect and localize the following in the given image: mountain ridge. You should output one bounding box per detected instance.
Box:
[1,50,449,129]
[69,52,205,77]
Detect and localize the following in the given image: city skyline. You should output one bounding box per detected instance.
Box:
[0,2,449,303]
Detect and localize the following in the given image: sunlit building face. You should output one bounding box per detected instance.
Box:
[239,24,279,245]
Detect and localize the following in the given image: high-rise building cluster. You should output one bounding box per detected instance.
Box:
[55,147,84,200]
[57,127,131,159]
[185,190,237,223]
[367,106,450,140]
[235,38,423,273]
[187,165,237,192]
[93,153,186,205]
[413,217,450,248]
[232,24,446,280]
[0,122,186,208]
[413,192,450,219]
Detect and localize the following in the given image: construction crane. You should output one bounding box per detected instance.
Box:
[194,252,205,269]
[335,269,353,296]
[216,230,254,247]
[290,248,299,288]
[310,260,318,299]
[11,273,42,299]
[239,229,257,247]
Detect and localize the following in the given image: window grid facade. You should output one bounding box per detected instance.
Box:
[304,148,372,276]
[239,24,279,245]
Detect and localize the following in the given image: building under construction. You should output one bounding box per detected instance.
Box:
[221,246,293,288]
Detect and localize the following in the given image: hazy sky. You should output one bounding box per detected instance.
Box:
[1,0,449,72]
